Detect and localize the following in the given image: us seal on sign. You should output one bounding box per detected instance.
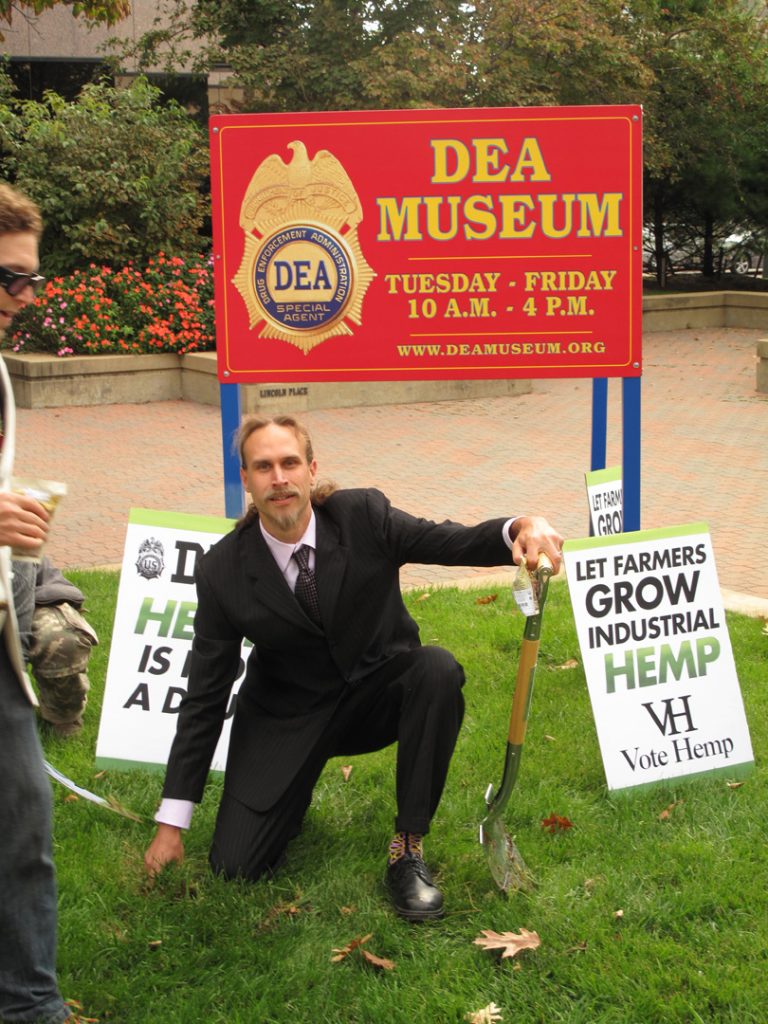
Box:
[135,538,165,580]
[233,141,376,354]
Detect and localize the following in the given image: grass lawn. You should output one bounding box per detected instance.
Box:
[41,570,767,1024]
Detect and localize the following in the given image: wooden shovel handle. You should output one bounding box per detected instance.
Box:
[508,639,540,744]
[506,552,552,743]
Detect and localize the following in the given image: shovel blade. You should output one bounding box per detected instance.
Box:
[480,817,534,893]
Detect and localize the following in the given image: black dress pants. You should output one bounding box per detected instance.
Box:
[209,645,465,881]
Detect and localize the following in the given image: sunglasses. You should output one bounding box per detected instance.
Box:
[0,265,46,297]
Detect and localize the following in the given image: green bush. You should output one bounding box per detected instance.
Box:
[2,252,215,356]
[1,74,209,276]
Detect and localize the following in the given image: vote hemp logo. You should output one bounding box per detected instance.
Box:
[233,141,376,354]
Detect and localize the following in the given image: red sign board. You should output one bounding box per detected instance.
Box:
[210,105,642,383]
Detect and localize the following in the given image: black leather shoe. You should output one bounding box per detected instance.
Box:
[386,852,445,921]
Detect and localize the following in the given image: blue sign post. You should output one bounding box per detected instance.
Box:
[590,377,641,534]
[220,382,244,519]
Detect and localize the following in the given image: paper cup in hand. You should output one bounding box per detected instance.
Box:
[11,478,67,562]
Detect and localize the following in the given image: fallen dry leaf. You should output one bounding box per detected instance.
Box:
[257,897,310,931]
[473,928,541,959]
[415,592,431,602]
[339,905,356,916]
[64,1000,98,1024]
[63,794,79,803]
[613,909,624,920]
[332,933,394,970]
[93,770,107,779]
[341,765,353,781]
[566,940,588,954]
[331,933,373,963]
[727,781,744,790]
[658,800,683,820]
[361,948,396,971]
[557,658,579,670]
[541,813,574,833]
[476,594,498,605]
[148,939,162,951]
[544,734,556,742]
[465,1003,503,1023]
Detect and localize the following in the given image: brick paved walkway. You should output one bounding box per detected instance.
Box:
[16,326,768,607]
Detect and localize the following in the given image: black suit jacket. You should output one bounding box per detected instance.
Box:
[162,488,511,811]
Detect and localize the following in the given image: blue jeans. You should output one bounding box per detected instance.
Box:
[0,611,69,1024]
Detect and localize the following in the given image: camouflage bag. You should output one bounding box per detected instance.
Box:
[29,602,98,736]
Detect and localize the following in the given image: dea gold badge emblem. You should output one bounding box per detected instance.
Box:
[233,141,376,354]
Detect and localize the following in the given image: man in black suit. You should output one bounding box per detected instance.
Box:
[145,414,562,920]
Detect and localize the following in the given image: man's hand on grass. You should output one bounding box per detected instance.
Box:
[144,823,185,876]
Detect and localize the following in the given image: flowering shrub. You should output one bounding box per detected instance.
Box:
[3,253,216,357]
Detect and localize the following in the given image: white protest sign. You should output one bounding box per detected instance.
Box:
[585,466,623,536]
[96,508,245,772]
[563,523,753,792]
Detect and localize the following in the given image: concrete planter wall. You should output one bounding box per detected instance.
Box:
[4,352,183,408]
[182,352,533,414]
[4,349,533,411]
[5,291,767,409]
[642,289,768,332]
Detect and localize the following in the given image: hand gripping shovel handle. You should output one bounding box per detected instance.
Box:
[479,552,553,892]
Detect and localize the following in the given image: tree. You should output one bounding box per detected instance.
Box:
[0,0,131,40]
[108,0,474,111]
[0,74,209,275]
[101,0,768,287]
[624,0,768,283]
[463,0,651,109]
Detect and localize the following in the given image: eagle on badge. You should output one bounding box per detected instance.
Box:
[240,141,363,236]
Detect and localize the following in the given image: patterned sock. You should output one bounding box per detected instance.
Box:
[388,831,407,864]
[388,831,424,864]
[407,832,424,858]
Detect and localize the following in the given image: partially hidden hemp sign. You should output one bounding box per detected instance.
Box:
[563,524,753,792]
[585,466,623,537]
[96,509,242,773]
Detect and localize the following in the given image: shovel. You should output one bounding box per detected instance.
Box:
[479,552,554,892]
